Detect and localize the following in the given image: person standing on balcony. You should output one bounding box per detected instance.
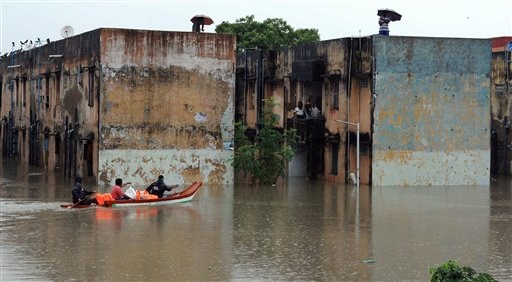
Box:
[294,101,305,119]
[310,101,321,118]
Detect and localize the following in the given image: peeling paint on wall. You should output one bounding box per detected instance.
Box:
[372,36,491,186]
[98,149,233,186]
[373,150,489,186]
[98,29,236,184]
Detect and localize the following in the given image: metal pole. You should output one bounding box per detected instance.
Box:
[335,119,360,188]
[356,122,360,189]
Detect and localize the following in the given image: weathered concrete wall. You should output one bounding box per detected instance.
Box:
[97,29,236,185]
[0,30,101,182]
[372,36,491,186]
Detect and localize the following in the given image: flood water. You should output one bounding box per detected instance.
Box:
[1,161,511,281]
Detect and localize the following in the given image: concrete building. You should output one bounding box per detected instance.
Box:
[0,28,236,186]
[236,36,493,186]
[490,37,512,175]
[2,29,504,186]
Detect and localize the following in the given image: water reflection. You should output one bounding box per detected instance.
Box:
[1,161,510,281]
[232,181,374,281]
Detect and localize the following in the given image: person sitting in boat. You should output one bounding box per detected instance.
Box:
[72,175,98,205]
[146,175,178,198]
[110,178,133,200]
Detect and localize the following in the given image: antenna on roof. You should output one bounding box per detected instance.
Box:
[60,26,75,38]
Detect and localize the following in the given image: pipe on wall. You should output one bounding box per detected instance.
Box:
[346,37,353,181]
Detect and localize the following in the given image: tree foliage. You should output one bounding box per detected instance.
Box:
[430,260,497,282]
[215,15,320,50]
[230,98,297,184]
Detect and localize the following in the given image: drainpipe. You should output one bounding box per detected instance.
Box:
[346,37,353,182]
[255,58,259,126]
[506,118,510,174]
[256,51,265,129]
[243,48,257,125]
[244,49,248,124]
[336,119,359,189]
[97,62,101,183]
[506,43,511,174]
[262,57,267,126]
[7,44,16,157]
[9,45,15,117]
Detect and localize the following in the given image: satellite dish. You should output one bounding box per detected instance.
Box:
[60,26,75,38]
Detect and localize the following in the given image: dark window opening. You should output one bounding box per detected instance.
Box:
[332,79,339,110]
[331,142,339,175]
[84,142,93,177]
[55,73,61,106]
[78,67,83,87]
[88,67,95,107]
[45,75,50,109]
[290,80,297,108]
[248,81,255,110]
[55,134,60,155]
[0,80,3,109]
[87,153,93,177]
[15,78,19,107]
[22,77,27,107]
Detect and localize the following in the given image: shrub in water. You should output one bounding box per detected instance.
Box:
[430,260,497,282]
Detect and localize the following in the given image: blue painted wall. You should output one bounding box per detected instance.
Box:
[372,36,491,186]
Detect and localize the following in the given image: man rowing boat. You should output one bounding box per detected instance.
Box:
[71,175,98,205]
[146,175,178,198]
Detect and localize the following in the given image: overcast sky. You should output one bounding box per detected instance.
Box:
[1,0,511,54]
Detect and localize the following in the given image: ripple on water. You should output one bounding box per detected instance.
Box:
[0,199,60,228]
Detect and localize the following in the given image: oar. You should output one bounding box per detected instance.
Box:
[71,193,95,208]
[167,184,180,197]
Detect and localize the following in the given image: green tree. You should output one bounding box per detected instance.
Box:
[215,15,320,50]
[230,98,297,184]
[430,260,497,282]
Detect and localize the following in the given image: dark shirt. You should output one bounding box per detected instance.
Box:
[71,182,94,204]
[146,180,174,198]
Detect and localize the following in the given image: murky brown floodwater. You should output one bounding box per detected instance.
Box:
[1,160,511,281]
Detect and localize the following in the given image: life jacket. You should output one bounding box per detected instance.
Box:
[136,190,157,200]
[95,193,114,206]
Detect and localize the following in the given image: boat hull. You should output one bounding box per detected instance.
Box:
[60,181,202,208]
[104,181,202,207]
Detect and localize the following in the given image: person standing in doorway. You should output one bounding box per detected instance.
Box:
[304,100,313,119]
[310,101,321,118]
[294,101,305,119]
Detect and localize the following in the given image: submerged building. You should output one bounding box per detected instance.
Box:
[0,28,236,185]
[2,27,508,187]
[237,36,497,186]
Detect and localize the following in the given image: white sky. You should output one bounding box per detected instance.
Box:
[1,0,511,54]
